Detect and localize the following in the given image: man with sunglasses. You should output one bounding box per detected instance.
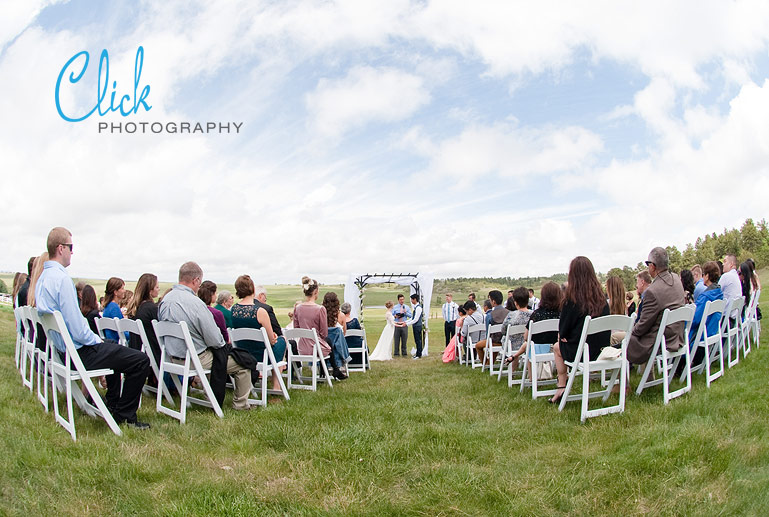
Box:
[35,227,151,429]
[627,247,686,366]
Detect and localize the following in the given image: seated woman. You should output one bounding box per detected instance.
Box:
[214,290,234,328]
[323,292,352,371]
[607,276,627,345]
[198,280,230,344]
[507,281,562,368]
[341,302,365,364]
[125,273,166,391]
[501,287,532,370]
[231,274,286,390]
[102,277,128,343]
[79,284,101,334]
[293,276,346,380]
[551,256,610,404]
[689,261,724,366]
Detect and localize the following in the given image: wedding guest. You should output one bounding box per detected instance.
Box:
[550,256,610,404]
[460,301,486,348]
[691,264,706,301]
[341,301,363,351]
[12,272,27,308]
[528,282,562,345]
[635,270,652,320]
[323,292,352,369]
[214,290,234,327]
[720,255,742,319]
[627,247,685,365]
[231,275,285,391]
[455,305,467,344]
[689,261,723,366]
[120,290,133,315]
[626,292,636,317]
[680,269,695,304]
[159,262,251,411]
[253,285,287,360]
[607,276,628,345]
[79,284,101,334]
[102,277,127,342]
[75,281,86,304]
[36,227,149,428]
[501,287,531,370]
[198,280,229,343]
[293,276,346,380]
[16,256,35,307]
[468,293,482,311]
[474,290,509,363]
[126,273,163,389]
[26,253,49,350]
[745,258,761,290]
[482,299,493,323]
[739,261,753,317]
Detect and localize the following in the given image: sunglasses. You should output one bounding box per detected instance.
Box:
[61,243,73,251]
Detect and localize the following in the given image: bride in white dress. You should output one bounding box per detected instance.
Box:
[369,301,394,361]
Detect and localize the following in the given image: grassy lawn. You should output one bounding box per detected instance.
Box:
[0,285,768,515]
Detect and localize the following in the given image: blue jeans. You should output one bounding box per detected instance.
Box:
[326,327,351,365]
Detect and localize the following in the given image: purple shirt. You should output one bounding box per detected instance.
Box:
[208,306,230,343]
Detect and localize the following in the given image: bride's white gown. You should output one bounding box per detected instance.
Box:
[369,311,394,361]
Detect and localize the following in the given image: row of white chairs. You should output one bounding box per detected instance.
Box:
[14,306,372,438]
[453,290,761,422]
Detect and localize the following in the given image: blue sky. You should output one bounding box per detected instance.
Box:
[2,1,769,284]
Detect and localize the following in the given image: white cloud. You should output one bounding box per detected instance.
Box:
[305,66,431,139]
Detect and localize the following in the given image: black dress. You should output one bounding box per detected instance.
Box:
[558,300,610,362]
[131,301,160,362]
[528,307,560,345]
[84,309,100,335]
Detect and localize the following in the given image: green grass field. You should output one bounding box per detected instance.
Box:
[1,275,768,515]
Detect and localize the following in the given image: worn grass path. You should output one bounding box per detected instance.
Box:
[0,302,768,515]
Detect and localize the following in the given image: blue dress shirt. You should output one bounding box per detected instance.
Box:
[35,261,101,353]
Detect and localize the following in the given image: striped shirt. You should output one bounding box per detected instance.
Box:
[442,301,459,322]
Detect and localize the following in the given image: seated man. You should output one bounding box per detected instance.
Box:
[719,254,742,320]
[634,270,652,321]
[474,290,509,363]
[158,261,252,411]
[627,247,686,365]
[35,227,150,428]
[691,264,706,301]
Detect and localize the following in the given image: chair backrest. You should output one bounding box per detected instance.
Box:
[575,314,635,362]
[37,310,87,372]
[693,298,725,344]
[727,297,744,326]
[345,329,366,341]
[283,327,322,356]
[152,319,198,360]
[230,327,273,361]
[96,316,123,344]
[526,318,559,356]
[655,305,695,351]
[20,305,34,341]
[117,318,145,340]
[466,323,486,346]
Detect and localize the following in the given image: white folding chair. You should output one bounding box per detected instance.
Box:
[740,293,758,357]
[230,327,290,406]
[501,325,528,388]
[721,297,743,368]
[117,318,173,404]
[519,319,559,399]
[19,306,38,391]
[284,327,333,391]
[455,329,465,365]
[635,306,694,404]
[30,309,51,411]
[95,316,125,345]
[152,319,223,423]
[481,324,504,375]
[748,289,761,348]
[38,310,121,440]
[689,299,725,387]
[559,314,636,422]
[345,328,370,373]
[14,306,24,370]
[464,323,486,369]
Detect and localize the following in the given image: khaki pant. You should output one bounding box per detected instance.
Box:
[173,349,251,410]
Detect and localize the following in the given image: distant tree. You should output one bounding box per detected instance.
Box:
[0,279,7,294]
[665,245,683,273]
[741,218,763,253]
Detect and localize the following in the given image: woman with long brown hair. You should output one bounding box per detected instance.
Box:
[101,277,126,342]
[12,272,27,308]
[79,284,101,334]
[126,273,161,354]
[322,291,351,372]
[550,256,610,404]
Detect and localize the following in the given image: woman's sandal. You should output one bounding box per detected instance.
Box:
[548,386,566,404]
[503,355,520,366]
